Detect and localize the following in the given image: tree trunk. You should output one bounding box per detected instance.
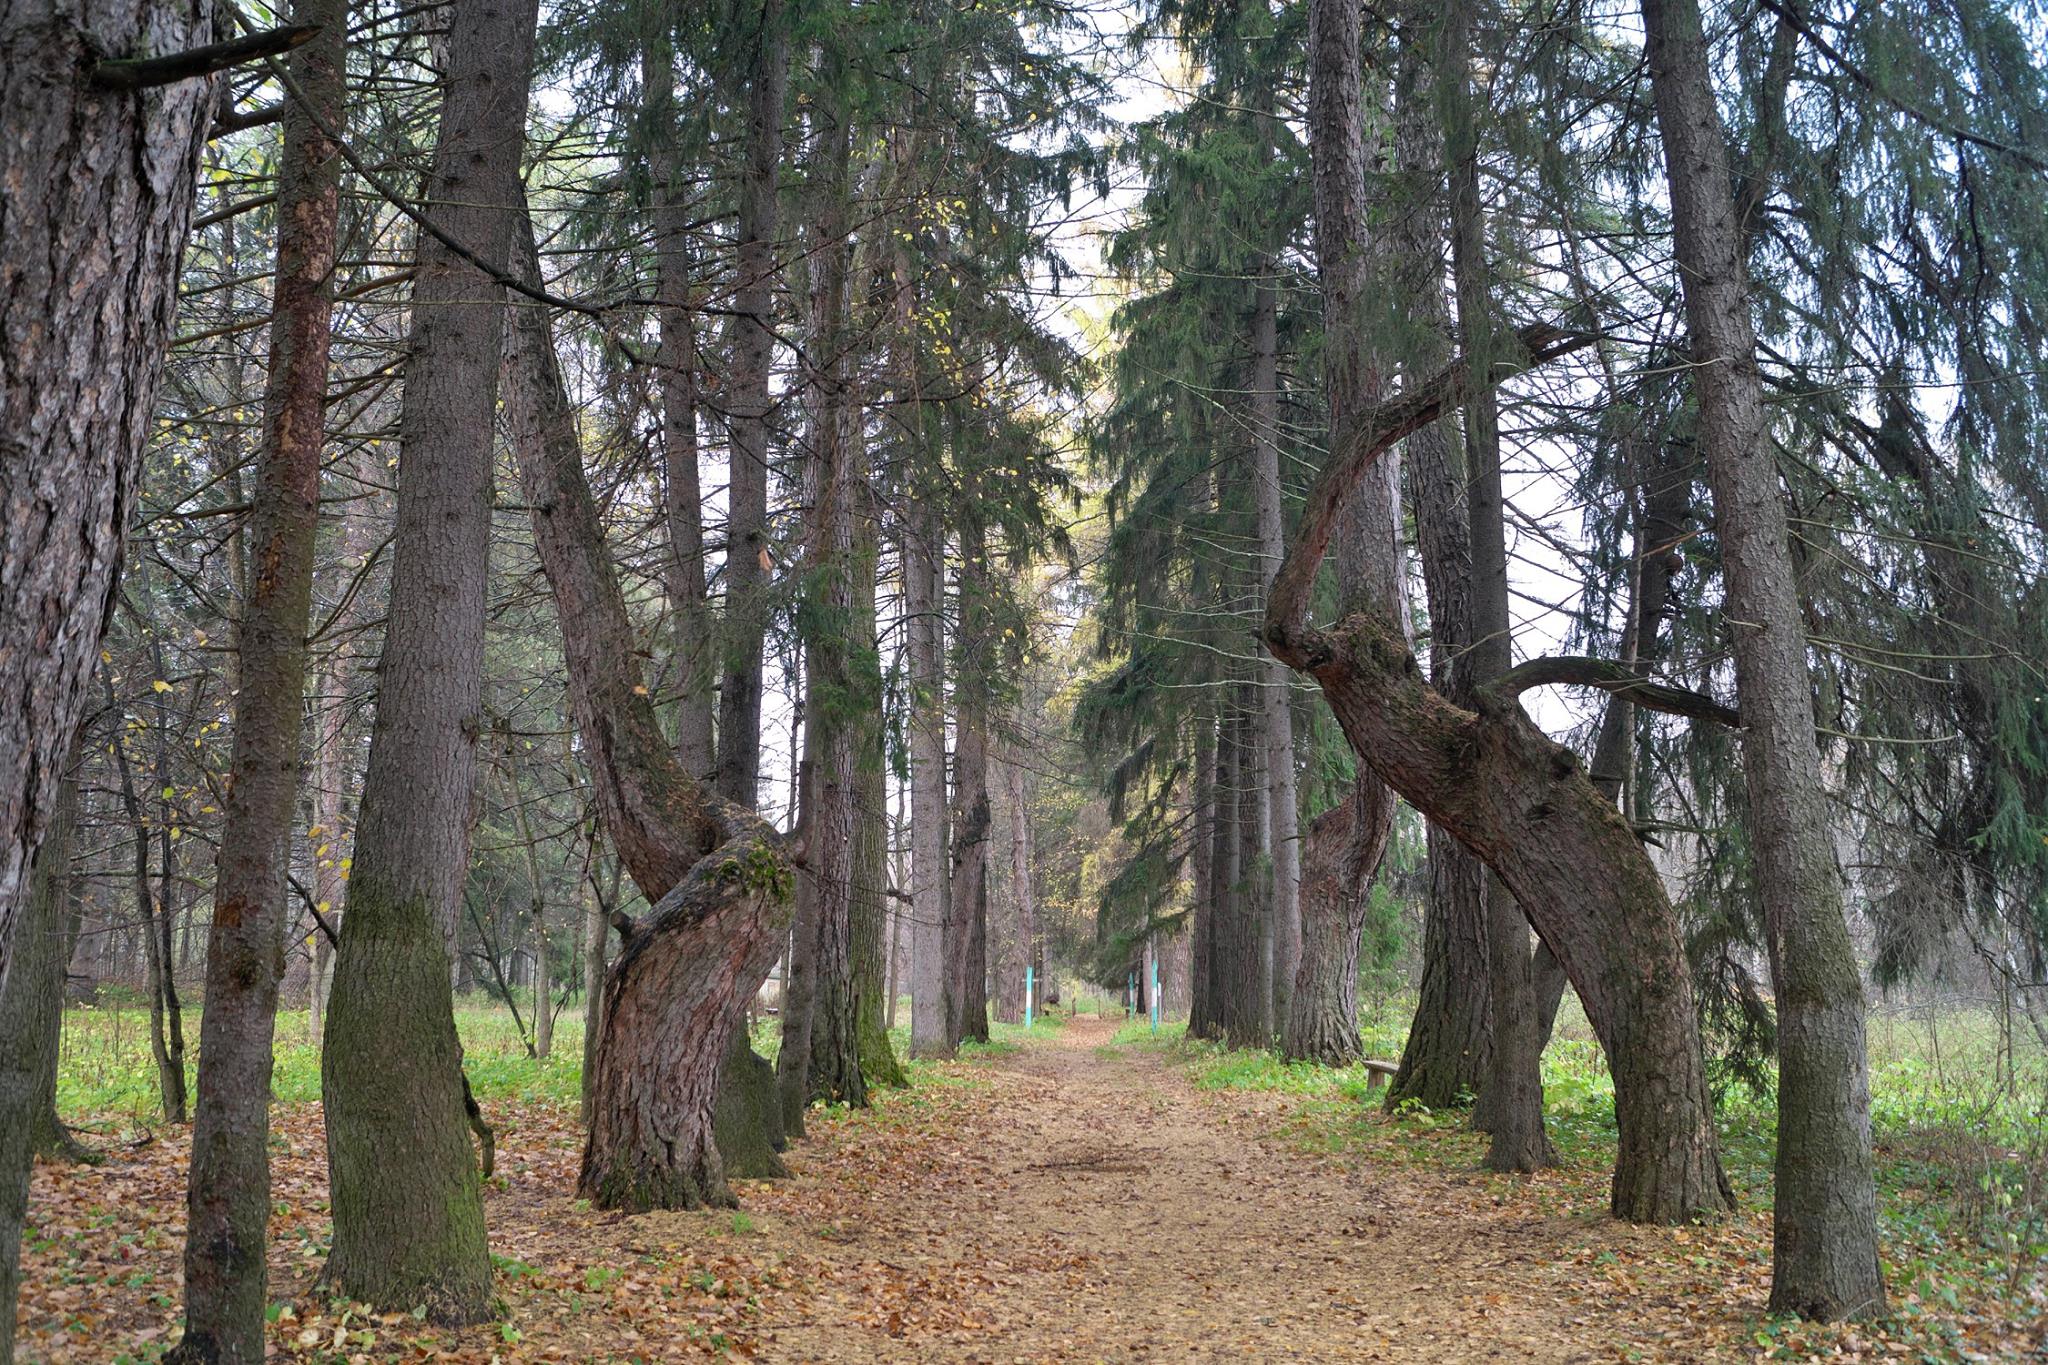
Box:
[1382,38,1490,1110]
[1288,0,1408,1065]
[906,503,953,1057]
[105,674,187,1125]
[172,3,343,1353]
[1186,714,1220,1040]
[999,752,1039,1025]
[579,851,608,1123]
[948,518,994,1048]
[1248,269,1302,1036]
[715,0,791,811]
[503,201,798,1209]
[1285,792,1383,1063]
[0,0,216,1002]
[0,759,83,1365]
[322,0,536,1319]
[1215,703,1266,1048]
[1640,0,1885,1315]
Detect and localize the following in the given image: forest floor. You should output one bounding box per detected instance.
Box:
[16,1012,2044,1363]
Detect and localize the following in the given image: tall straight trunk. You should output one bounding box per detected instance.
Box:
[643,40,716,782]
[0,757,82,1365]
[851,689,903,1084]
[503,200,797,1209]
[1186,714,1220,1040]
[0,0,216,1002]
[1282,0,1731,1224]
[1215,702,1266,1047]
[507,765,553,1062]
[715,0,791,810]
[1442,0,1553,1173]
[105,674,187,1124]
[948,516,993,1047]
[779,95,865,1126]
[579,851,608,1121]
[1385,31,1491,1110]
[1248,270,1302,1035]
[173,4,344,1355]
[906,505,953,1057]
[308,445,375,1049]
[999,751,1038,1024]
[1640,0,1884,1316]
[1285,0,1406,1064]
[322,0,536,1319]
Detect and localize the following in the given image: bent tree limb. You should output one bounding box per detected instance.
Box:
[1263,340,1733,1225]
[504,205,795,1211]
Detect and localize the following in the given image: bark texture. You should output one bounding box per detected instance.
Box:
[322,0,536,1319]
[1286,0,1407,1065]
[503,202,798,1210]
[1640,0,1885,1314]
[173,1,344,1352]
[0,0,216,1003]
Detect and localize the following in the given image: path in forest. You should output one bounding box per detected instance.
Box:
[745,1017,1703,1363]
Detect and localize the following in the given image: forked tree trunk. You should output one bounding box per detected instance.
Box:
[322,0,537,1319]
[173,2,344,1353]
[503,202,798,1210]
[1641,0,1884,1314]
[0,0,216,1003]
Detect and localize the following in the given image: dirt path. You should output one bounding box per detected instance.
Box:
[742,1018,1718,1363]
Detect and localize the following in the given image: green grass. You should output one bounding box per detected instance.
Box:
[56,990,1072,1127]
[55,995,587,1123]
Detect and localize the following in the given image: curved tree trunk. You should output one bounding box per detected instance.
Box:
[504,200,798,1211]
[322,0,536,1319]
[1641,0,1884,1314]
[174,1,344,1351]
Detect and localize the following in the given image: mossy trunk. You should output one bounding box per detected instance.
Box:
[715,1032,787,1180]
[321,886,493,1319]
[579,835,793,1211]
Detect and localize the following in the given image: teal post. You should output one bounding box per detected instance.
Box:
[1151,956,1160,1033]
[1024,966,1034,1029]
[1128,970,1136,1019]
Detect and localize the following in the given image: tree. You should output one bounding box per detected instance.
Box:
[1640,0,1885,1316]
[502,201,798,1211]
[0,759,83,1365]
[0,0,220,1004]
[321,0,538,1318]
[170,0,345,1354]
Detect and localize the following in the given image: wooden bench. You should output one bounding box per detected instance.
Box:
[1361,1059,1401,1089]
